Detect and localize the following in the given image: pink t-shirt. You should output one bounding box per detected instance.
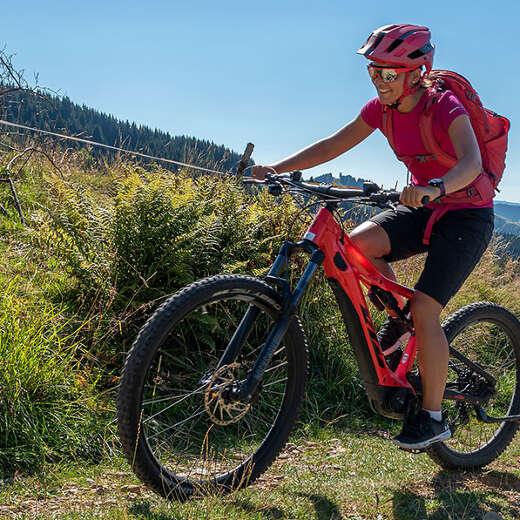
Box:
[361,90,492,209]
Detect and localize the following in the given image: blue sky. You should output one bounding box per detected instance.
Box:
[2,1,519,200]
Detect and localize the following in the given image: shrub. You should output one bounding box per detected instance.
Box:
[111,171,298,302]
[35,167,371,422]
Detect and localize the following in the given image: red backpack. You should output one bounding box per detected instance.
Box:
[382,70,510,243]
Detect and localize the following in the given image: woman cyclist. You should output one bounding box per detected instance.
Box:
[249,24,494,450]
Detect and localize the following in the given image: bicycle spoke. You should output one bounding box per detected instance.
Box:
[263,377,288,388]
[264,360,288,374]
[146,407,206,441]
[142,385,206,407]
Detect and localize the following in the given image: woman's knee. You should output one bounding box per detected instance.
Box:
[349,221,391,258]
[410,291,443,326]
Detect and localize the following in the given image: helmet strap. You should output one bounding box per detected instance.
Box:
[388,71,423,110]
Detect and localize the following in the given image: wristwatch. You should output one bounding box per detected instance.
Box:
[428,178,446,198]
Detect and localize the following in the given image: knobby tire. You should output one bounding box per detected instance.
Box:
[117,274,309,499]
[427,302,520,469]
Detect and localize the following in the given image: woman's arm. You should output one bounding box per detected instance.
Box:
[250,114,375,179]
[400,114,483,206]
[441,113,483,192]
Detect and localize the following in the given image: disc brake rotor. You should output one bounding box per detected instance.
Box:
[204,363,251,425]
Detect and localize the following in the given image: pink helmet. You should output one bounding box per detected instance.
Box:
[357,24,435,73]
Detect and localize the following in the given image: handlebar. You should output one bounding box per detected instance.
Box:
[243,170,435,208]
[244,170,403,206]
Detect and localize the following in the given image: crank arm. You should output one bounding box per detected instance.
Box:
[413,381,491,406]
[443,389,488,405]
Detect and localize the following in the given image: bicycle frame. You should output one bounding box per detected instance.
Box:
[302,204,419,418]
[217,202,495,420]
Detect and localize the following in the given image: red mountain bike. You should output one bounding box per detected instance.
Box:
[117,171,520,500]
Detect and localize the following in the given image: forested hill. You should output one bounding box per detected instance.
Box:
[0,87,242,171]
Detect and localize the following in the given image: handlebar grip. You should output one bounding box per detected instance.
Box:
[242,178,264,185]
[236,142,254,176]
[421,195,430,205]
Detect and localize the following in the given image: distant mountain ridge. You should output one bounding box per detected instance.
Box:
[310,173,366,189]
[493,201,520,235]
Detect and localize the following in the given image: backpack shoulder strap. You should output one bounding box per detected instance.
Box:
[382,105,418,165]
[381,106,397,152]
[382,90,457,167]
[419,87,458,169]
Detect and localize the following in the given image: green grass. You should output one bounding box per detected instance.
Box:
[0,428,518,519]
[0,279,109,475]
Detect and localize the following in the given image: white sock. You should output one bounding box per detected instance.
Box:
[423,408,442,422]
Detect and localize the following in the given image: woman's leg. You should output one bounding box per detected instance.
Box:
[352,221,450,410]
[410,290,449,411]
[350,221,412,352]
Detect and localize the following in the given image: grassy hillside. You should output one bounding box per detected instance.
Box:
[0,147,519,518]
[0,147,374,476]
[1,431,518,519]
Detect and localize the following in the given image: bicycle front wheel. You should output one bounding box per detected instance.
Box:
[428,302,520,469]
[117,274,309,499]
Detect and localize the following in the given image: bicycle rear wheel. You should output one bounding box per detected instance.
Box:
[427,302,520,469]
[117,274,308,499]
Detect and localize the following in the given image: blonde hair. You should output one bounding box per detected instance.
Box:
[421,74,434,88]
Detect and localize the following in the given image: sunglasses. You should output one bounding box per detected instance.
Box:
[367,64,418,83]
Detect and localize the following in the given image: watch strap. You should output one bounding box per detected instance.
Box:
[429,179,446,198]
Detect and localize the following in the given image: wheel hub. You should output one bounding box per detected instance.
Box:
[204,363,251,425]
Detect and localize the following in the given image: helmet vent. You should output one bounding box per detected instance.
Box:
[408,42,433,59]
[364,33,385,56]
[385,30,419,53]
[382,24,400,32]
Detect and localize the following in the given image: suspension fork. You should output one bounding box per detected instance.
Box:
[238,246,324,400]
[213,241,292,370]
[211,240,323,399]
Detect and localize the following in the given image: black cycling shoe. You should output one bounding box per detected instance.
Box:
[393,410,451,450]
[378,317,411,356]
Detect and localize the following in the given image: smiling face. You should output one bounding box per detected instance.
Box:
[368,62,422,106]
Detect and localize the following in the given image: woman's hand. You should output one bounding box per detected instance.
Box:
[249,165,278,180]
[400,184,441,207]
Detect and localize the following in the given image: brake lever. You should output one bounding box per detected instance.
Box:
[355,196,398,212]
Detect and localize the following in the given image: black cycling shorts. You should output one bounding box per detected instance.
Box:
[369,206,494,307]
